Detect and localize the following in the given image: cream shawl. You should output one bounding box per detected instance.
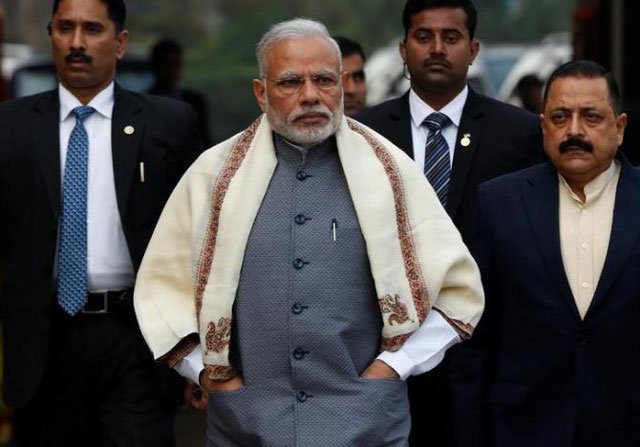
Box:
[134,115,484,381]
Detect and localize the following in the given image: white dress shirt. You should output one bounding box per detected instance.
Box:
[409,86,468,170]
[58,83,135,291]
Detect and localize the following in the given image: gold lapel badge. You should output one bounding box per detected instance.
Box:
[460,133,471,147]
[124,125,135,135]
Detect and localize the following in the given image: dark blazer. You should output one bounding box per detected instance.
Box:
[452,157,640,447]
[0,85,202,407]
[356,88,545,446]
[356,88,545,243]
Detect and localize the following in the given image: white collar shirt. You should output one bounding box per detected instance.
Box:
[58,82,135,291]
[408,86,468,170]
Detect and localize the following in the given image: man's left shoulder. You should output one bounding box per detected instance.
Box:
[116,87,193,116]
[465,91,538,125]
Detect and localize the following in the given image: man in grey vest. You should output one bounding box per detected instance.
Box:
[134,18,484,447]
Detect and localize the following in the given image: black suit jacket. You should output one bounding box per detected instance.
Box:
[453,158,640,447]
[356,88,545,446]
[356,88,545,243]
[0,85,202,407]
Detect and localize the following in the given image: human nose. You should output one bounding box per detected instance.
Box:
[299,78,321,103]
[567,113,585,137]
[70,27,86,50]
[431,34,445,54]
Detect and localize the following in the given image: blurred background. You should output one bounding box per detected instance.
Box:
[0,0,636,445]
[3,0,629,145]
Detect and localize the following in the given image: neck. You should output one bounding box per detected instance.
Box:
[411,82,464,111]
[64,79,114,105]
[562,163,613,203]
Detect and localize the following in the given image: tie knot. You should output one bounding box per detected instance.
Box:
[72,106,95,122]
[423,112,450,131]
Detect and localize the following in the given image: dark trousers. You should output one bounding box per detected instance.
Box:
[408,352,451,447]
[11,303,176,447]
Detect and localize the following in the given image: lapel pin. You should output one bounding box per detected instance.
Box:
[124,125,135,135]
[460,133,471,147]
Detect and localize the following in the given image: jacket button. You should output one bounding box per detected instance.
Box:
[293,258,307,270]
[293,347,308,360]
[296,170,309,181]
[291,303,307,315]
[294,214,308,225]
[296,391,309,402]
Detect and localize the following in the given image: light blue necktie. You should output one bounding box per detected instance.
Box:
[57,106,95,315]
[423,112,451,206]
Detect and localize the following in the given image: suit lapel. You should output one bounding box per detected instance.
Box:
[385,92,414,158]
[587,158,640,316]
[32,91,62,218]
[111,85,144,219]
[523,163,580,318]
[447,89,483,217]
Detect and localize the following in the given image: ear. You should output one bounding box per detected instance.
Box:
[253,78,268,113]
[616,112,628,147]
[115,29,129,60]
[468,39,480,65]
[399,39,407,64]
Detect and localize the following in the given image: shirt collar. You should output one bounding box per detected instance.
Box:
[59,82,115,122]
[409,85,468,129]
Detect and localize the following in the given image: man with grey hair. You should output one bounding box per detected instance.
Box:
[134,17,484,446]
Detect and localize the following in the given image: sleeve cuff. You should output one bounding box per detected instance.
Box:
[173,345,205,384]
[377,308,462,379]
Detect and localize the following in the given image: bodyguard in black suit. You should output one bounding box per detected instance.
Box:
[356,0,544,445]
[453,60,637,447]
[0,0,202,445]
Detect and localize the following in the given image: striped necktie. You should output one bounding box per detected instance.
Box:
[423,112,451,206]
[57,105,95,315]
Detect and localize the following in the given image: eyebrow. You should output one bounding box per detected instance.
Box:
[53,18,105,27]
[275,68,339,78]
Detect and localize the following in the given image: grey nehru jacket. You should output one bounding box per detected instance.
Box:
[206,133,410,447]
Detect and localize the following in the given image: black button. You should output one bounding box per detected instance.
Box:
[293,258,307,270]
[294,214,309,225]
[291,303,307,315]
[293,348,308,360]
[297,170,311,181]
[296,391,309,402]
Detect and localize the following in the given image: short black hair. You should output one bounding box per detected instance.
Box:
[333,36,366,62]
[543,60,621,114]
[150,38,183,65]
[516,74,543,92]
[402,0,477,40]
[51,0,127,32]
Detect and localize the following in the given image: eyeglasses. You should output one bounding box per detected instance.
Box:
[263,73,340,95]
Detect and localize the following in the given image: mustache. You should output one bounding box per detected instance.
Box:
[289,105,332,122]
[65,50,92,64]
[559,137,593,153]
[423,56,451,69]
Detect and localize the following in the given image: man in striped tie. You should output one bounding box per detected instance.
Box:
[356,0,546,445]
